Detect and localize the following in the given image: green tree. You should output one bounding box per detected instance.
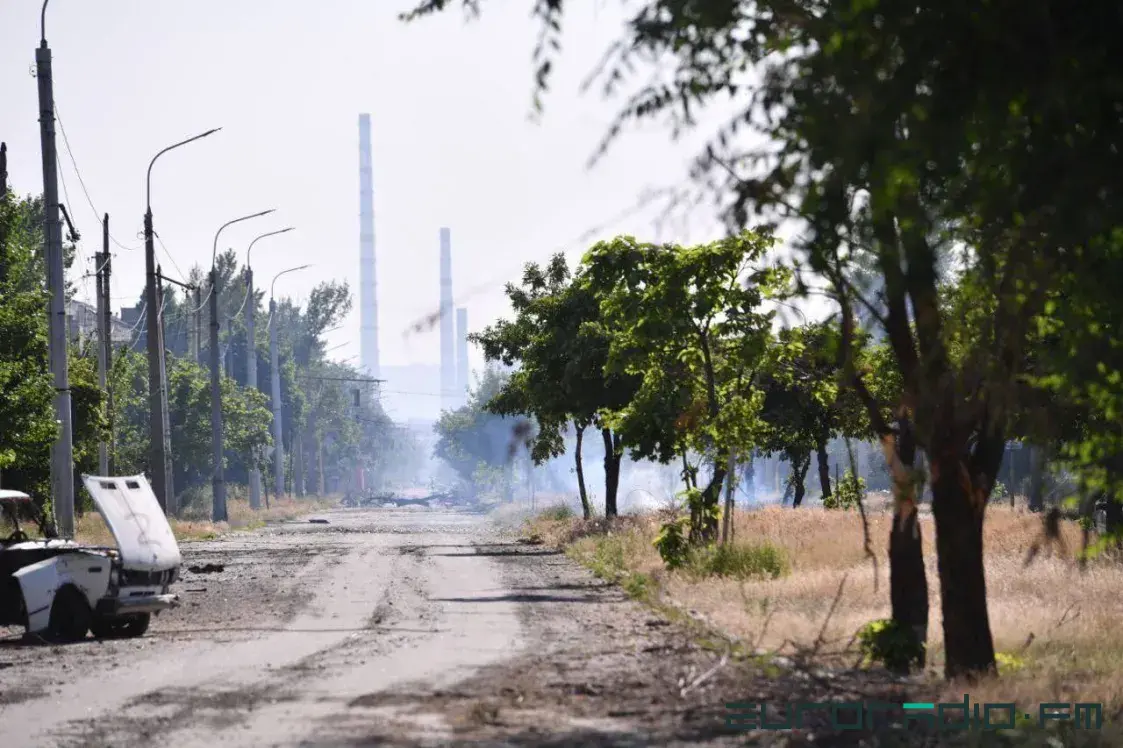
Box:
[472,253,640,519]
[434,366,529,499]
[581,230,785,541]
[0,192,56,508]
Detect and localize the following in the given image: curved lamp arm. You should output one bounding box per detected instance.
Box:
[247,227,295,269]
[212,209,275,268]
[146,128,221,211]
[271,264,312,301]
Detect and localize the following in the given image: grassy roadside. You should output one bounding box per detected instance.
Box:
[524,503,1123,739]
[74,493,338,545]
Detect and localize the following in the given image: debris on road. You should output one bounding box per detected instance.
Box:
[308,518,330,524]
[187,563,225,574]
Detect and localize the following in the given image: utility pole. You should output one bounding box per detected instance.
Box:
[102,221,114,473]
[143,127,220,515]
[269,297,284,498]
[145,216,171,513]
[245,266,261,508]
[95,215,111,475]
[268,263,310,501]
[155,265,177,514]
[209,268,227,521]
[193,286,202,363]
[210,209,273,522]
[36,5,76,537]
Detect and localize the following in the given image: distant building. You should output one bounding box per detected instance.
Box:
[67,299,132,353]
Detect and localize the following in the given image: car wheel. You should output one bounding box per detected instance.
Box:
[45,585,91,643]
[91,612,151,639]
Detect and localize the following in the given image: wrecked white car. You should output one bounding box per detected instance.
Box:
[0,474,181,642]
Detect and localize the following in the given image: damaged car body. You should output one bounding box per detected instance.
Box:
[0,474,181,642]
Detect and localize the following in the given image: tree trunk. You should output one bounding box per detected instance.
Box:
[1104,496,1123,543]
[790,453,810,508]
[722,453,736,544]
[601,428,621,518]
[294,430,305,497]
[681,451,695,491]
[816,441,832,499]
[573,423,591,519]
[695,458,727,543]
[1028,445,1046,512]
[931,448,998,679]
[317,434,326,496]
[882,414,929,674]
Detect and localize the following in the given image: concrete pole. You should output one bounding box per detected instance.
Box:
[245,267,261,508]
[142,127,220,512]
[209,269,227,521]
[194,286,202,364]
[95,216,109,476]
[156,269,176,515]
[269,298,284,497]
[35,26,75,537]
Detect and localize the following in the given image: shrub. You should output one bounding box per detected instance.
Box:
[991,481,1009,502]
[621,571,653,600]
[586,534,630,579]
[654,517,691,569]
[540,504,575,522]
[689,542,791,580]
[996,651,1026,674]
[857,618,926,672]
[823,471,865,510]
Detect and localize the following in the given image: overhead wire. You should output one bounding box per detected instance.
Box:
[54,151,93,305]
[53,103,142,252]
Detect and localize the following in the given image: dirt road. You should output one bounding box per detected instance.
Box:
[0,505,833,747]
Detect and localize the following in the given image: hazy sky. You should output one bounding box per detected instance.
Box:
[1,0,743,413]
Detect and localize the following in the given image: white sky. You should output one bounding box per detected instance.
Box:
[1,0,775,415]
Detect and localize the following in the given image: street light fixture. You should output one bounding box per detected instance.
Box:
[241,227,294,509]
[208,210,275,522]
[143,126,221,517]
[268,264,312,500]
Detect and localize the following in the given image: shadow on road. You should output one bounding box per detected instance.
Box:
[426,549,562,557]
[300,724,748,747]
[430,593,606,604]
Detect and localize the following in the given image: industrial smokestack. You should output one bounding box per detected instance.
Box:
[439,228,455,411]
[358,114,380,379]
[456,307,469,403]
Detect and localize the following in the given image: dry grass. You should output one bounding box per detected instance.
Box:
[529,501,1123,719]
[71,494,338,545]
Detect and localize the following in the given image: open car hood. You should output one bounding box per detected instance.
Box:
[81,474,181,572]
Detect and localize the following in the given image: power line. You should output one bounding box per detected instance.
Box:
[54,152,93,304]
[53,103,141,252]
[154,233,187,283]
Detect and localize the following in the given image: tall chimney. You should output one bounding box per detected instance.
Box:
[439,227,455,411]
[358,114,380,379]
[456,307,469,402]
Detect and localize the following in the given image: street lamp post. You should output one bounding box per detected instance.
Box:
[269,265,311,501]
[35,0,76,536]
[243,227,294,509]
[144,127,220,515]
[209,210,275,522]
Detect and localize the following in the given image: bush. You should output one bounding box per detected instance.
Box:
[654,517,691,569]
[857,618,925,672]
[688,541,791,580]
[540,504,575,522]
[991,481,1009,502]
[823,471,865,510]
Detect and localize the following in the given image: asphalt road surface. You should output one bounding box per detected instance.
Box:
[0,505,789,747]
